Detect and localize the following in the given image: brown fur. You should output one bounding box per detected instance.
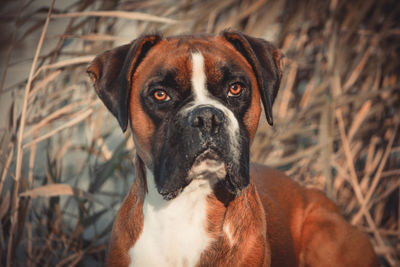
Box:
[252,164,379,267]
[106,157,146,267]
[199,181,269,266]
[128,37,262,167]
[88,33,379,267]
[107,162,379,267]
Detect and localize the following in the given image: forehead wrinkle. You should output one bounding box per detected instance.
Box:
[147,67,177,83]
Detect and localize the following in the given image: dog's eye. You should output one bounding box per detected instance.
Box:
[153,90,170,102]
[228,83,244,97]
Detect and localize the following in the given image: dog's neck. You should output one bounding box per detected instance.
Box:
[126,155,269,267]
[129,165,214,267]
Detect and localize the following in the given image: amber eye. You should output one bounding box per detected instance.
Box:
[153,90,170,102]
[228,83,244,97]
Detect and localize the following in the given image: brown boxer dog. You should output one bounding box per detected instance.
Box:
[87,31,379,267]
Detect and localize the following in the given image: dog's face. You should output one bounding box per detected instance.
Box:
[88,31,284,200]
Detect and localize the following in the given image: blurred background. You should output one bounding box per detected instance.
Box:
[0,0,399,266]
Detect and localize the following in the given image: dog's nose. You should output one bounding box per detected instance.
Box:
[189,106,225,134]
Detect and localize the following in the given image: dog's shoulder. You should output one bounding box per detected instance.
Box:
[251,163,305,203]
[251,163,337,210]
[250,163,379,267]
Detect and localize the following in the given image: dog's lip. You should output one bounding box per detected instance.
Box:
[187,148,227,181]
[192,148,221,162]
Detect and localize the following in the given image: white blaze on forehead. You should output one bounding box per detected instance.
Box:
[191,52,208,102]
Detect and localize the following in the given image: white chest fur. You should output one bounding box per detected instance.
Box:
[128,172,213,267]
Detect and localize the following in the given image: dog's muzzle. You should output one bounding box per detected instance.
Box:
[154,105,249,200]
[187,106,227,180]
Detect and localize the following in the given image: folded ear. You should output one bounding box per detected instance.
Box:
[87,35,161,131]
[221,30,284,125]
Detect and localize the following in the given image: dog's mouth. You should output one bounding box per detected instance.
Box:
[187,149,227,182]
[154,123,250,201]
[186,148,244,206]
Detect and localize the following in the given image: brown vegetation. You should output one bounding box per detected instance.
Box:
[0,0,399,266]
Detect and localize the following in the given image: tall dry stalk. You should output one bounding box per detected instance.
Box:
[7,1,55,266]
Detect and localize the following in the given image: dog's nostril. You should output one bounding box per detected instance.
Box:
[192,116,204,128]
[212,110,224,126]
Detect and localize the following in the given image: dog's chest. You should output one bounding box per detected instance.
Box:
[128,179,213,267]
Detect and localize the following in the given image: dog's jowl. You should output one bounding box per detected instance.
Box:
[88,31,379,267]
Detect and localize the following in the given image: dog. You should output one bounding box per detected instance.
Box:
[87,30,379,267]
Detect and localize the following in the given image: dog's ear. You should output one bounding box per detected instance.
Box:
[87,35,161,131]
[222,31,284,125]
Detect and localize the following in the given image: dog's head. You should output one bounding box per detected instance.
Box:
[87,31,284,200]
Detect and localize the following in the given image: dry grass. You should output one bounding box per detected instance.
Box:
[0,0,399,266]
